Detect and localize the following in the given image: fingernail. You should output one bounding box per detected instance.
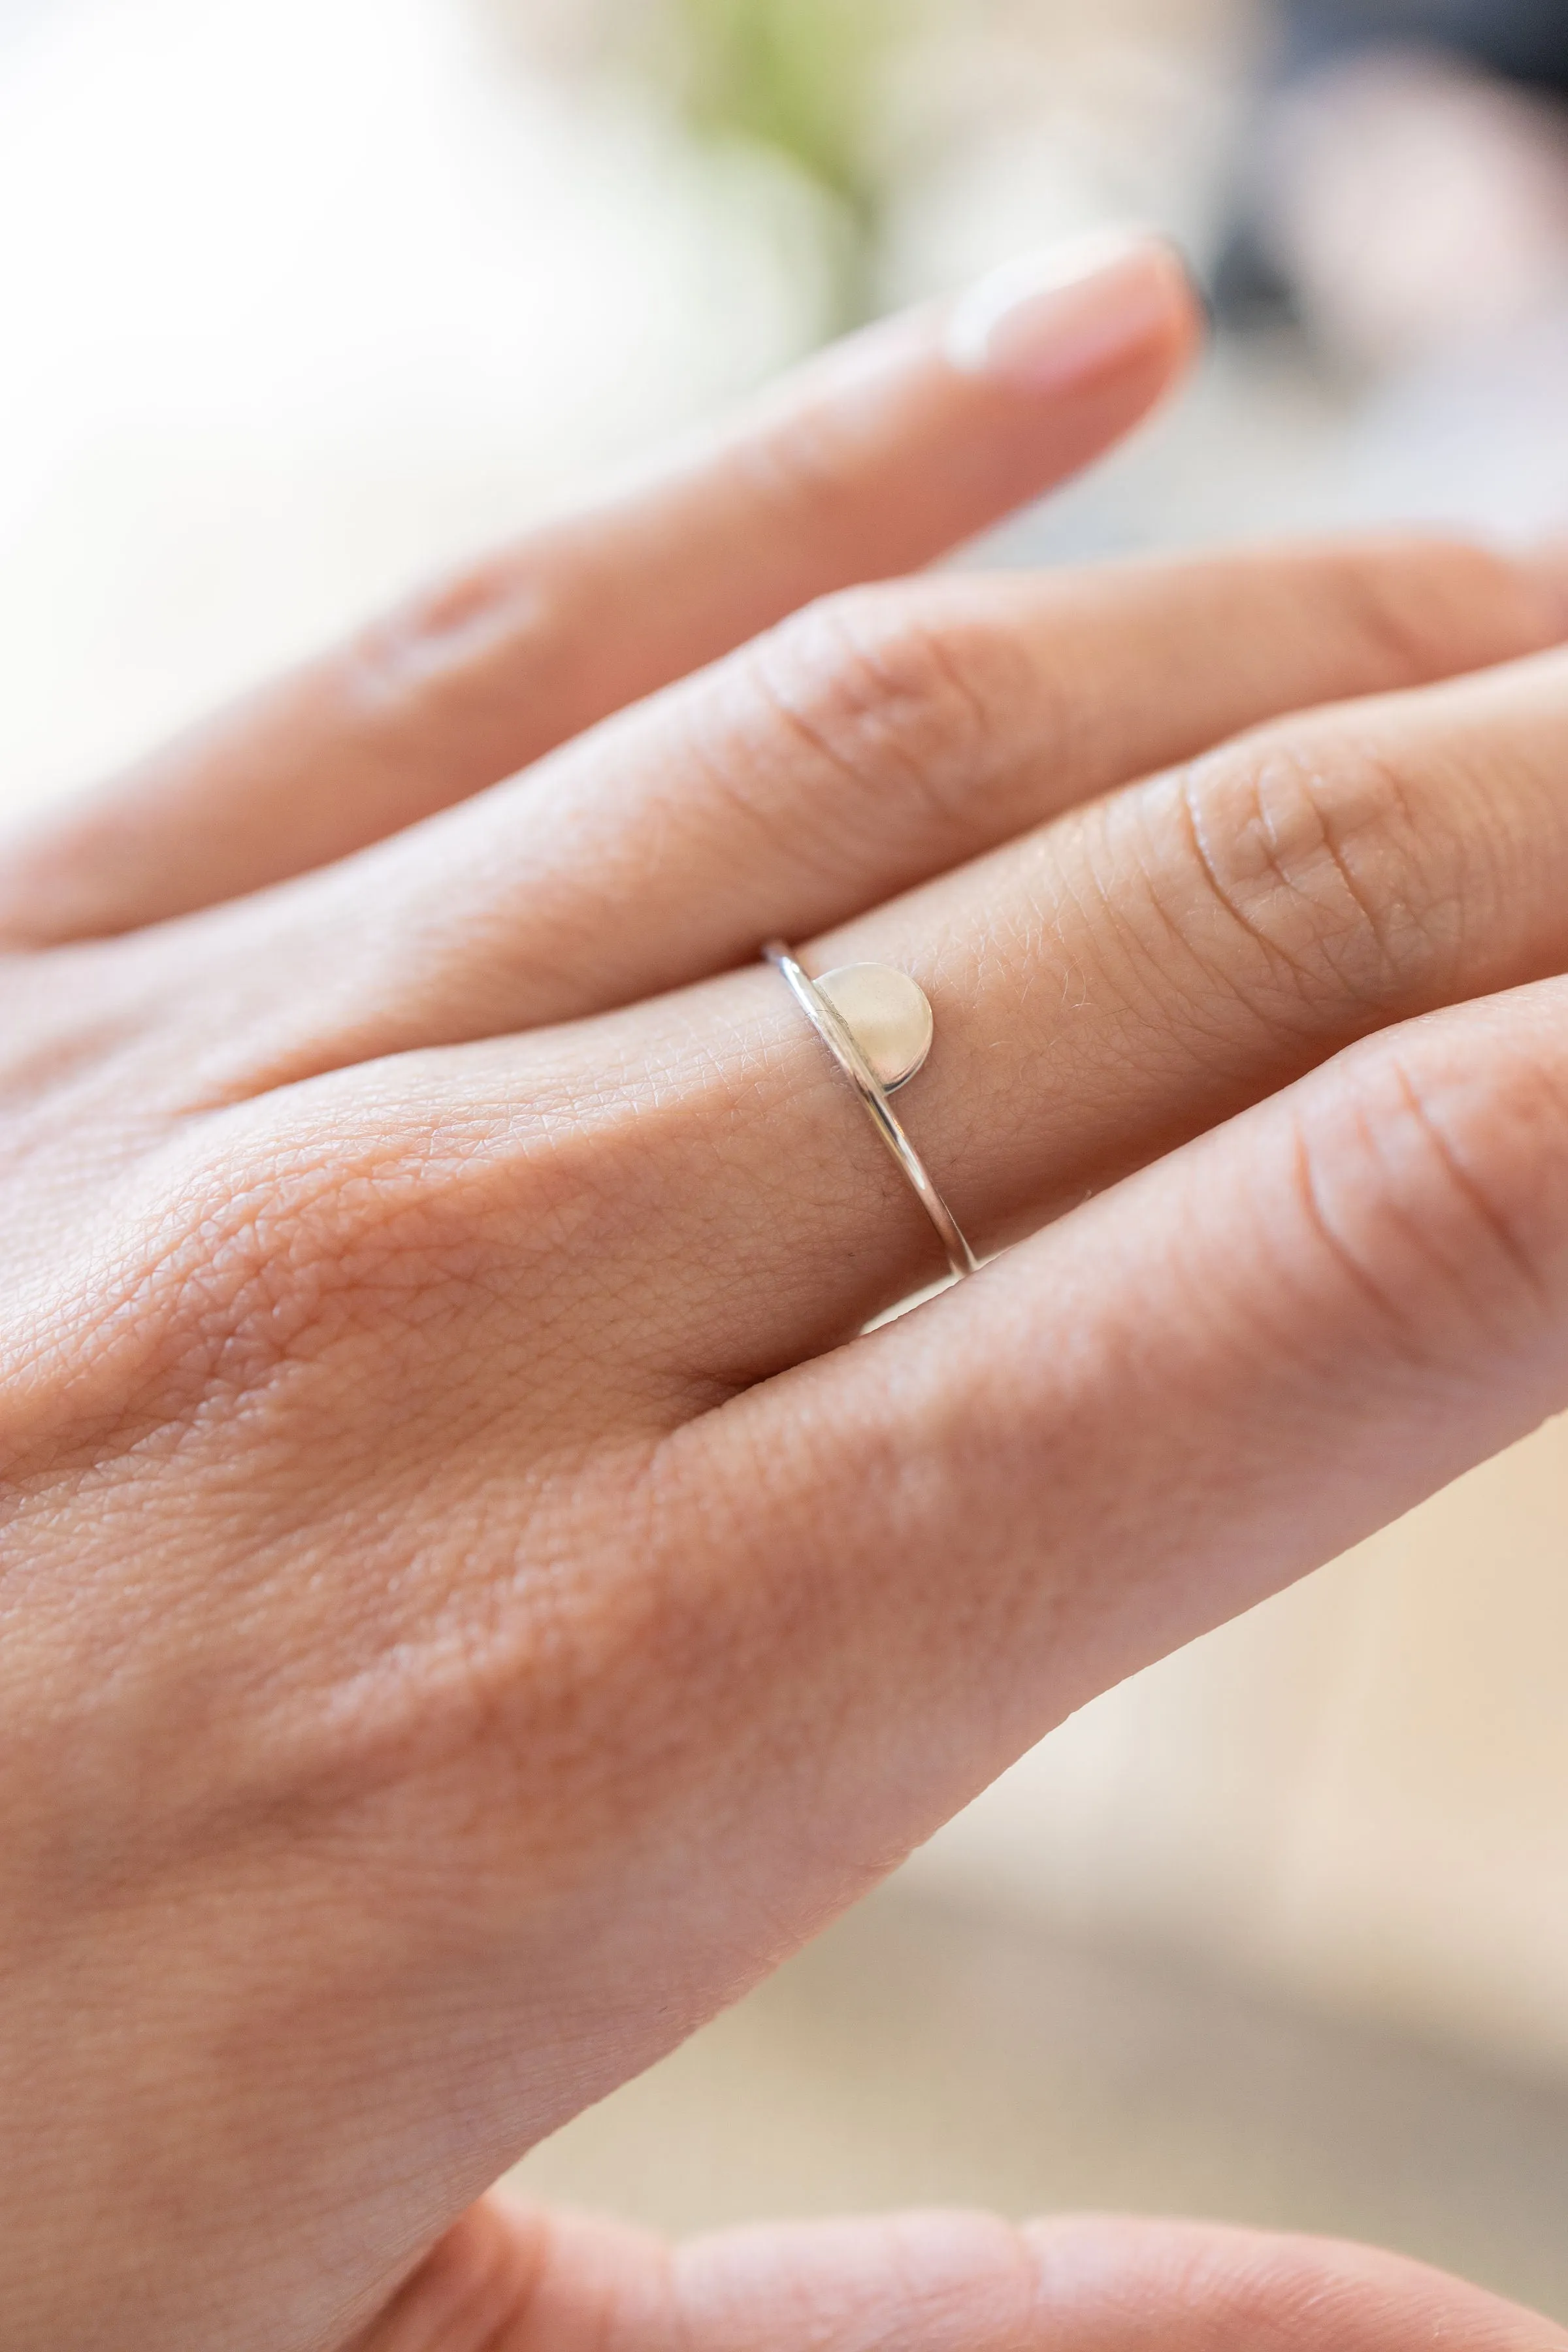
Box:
[943,230,1201,393]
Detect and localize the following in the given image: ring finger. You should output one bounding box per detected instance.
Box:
[375,629,1568,1391]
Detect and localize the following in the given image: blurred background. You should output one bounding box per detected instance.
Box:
[5,0,1568,2316]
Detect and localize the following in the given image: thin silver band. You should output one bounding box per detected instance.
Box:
[765,942,979,1281]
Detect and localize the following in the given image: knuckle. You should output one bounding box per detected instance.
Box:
[732,392,869,523]
[1166,728,1463,1017]
[746,583,1033,848]
[1315,534,1560,682]
[343,553,561,720]
[1294,1002,1568,1362]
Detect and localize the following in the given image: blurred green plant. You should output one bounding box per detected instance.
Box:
[672,0,909,236]
[668,0,939,323]
[498,0,942,322]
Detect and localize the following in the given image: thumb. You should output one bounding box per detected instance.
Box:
[356,2200,1568,2351]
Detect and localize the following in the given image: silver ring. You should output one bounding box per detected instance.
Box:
[765,942,978,1282]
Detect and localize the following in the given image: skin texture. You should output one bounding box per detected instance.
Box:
[3,237,1568,2349]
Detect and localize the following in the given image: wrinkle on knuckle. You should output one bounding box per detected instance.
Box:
[1170,730,1458,1019]
[1290,1022,1568,1368]
[1054,808,1222,1060]
[343,555,562,722]
[743,586,1025,855]
[1326,535,1559,678]
[1388,1058,1554,1313]
[1285,1109,1424,1349]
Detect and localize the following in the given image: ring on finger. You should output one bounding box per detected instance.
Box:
[765,942,978,1282]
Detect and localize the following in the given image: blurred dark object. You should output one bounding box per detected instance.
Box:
[1278,1,1568,94]
[1218,0,1568,369]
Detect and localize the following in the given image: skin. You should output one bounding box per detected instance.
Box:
[2,241,1567,2349]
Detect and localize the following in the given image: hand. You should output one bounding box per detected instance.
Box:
[2,233,1566,2349]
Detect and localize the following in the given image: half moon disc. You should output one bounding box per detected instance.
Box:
[815,963,934,1093]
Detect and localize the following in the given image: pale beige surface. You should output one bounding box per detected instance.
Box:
[513,1880,1568,2321]
[915,1420,1568,2073]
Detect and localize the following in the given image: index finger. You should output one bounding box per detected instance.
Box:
[0,235,1199,943]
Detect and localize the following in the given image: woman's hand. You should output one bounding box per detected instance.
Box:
[3,234,1567,2349]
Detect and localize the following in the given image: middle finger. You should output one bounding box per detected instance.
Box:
[447,632,1568,1384]
[122,534,1567,1098]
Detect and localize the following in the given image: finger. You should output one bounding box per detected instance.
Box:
[1024,2217,1564,2351]
[361,2200,1568,2351]
[672,978,1568,1918]
[705,632,1568,1380]
[282,625,1568,1397]
[137,532,1568,1090]
[0,235,1200,944]
[746,634,1568,1330]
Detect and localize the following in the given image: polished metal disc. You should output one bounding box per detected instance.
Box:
[814,963,934,1093]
